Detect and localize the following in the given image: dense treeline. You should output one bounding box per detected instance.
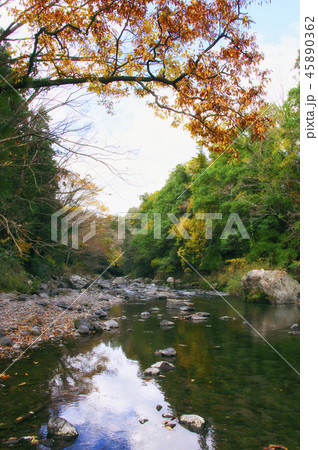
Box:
[0,43,120,291]
[123,83,300,291]
[1,35,299,294]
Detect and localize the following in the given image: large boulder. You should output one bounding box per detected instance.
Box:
[69,275,89,289]
[241,269,300,304]
[47,417,79,438]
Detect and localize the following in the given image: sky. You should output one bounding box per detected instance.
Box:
[64,0,300,215]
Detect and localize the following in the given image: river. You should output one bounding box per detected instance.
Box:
[0,292,300,449]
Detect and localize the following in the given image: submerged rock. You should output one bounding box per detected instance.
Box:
[179,414,205,432]
[219,316,236,321]
[47,416,79,438]
[241,269,300,304]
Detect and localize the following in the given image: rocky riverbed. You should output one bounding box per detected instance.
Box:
[0,275,213,360]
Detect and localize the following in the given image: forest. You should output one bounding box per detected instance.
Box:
[1,0,300,295]
[0,1,300,449]
[0,36,299,293]
[123,80,300,292]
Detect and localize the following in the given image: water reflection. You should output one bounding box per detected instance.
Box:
[48,343,214,449]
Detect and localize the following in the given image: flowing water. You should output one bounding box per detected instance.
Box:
[0,293,300,449]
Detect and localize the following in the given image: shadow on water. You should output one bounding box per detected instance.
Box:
[0,295,299,449]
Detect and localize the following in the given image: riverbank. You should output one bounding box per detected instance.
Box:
[0,275,211,360]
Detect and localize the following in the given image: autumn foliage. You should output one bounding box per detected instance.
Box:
[1,0,269,151]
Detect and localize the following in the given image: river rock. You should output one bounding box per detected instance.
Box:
[36,299,48,307]
[180,305,196,312]
[151,361,175,372]
[155,347,177,357]
[47,416,79,438]
[74,318,94,331]
[162,412,175,419]
[219,316,236,321]
[69,275,89,290]
[160,319,175,328]
[144,367,160,376]
[56,301,73,310]
[180,414,205,432]
[104,319,119,330]
[141,311,150,318]
[29,326,41,336]
[166,299,187,308]
[16,294,29,302]
[0,336,13,346]
[241,269,300,304]
[94,309,108,319]
[96,278,110,289]
[78,325,90,335]
[139,418,149,424]
[166,277,174,285]
[191,312,210,321]
[156,295,167,300]
[92,321,104,333]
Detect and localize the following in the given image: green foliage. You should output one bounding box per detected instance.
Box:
[0,43,60,267]
[123,84,300,284]
[0,250,31,292]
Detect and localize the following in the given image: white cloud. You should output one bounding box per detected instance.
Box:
[258,22,300,103]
